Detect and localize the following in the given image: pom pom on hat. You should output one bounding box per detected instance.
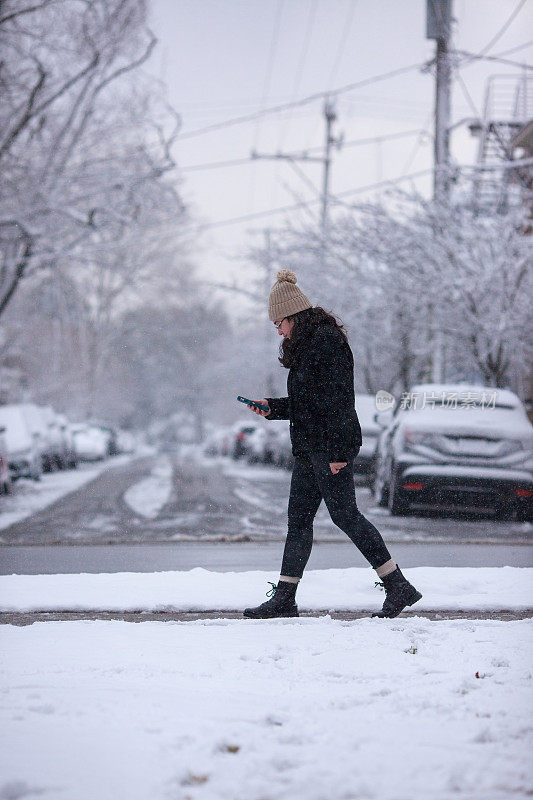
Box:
[268,269,312,321]
[276,269,297,284]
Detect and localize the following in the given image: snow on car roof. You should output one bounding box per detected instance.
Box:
[399,403,532,438]
[0,405,33,451]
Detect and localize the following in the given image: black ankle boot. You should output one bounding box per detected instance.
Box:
[243,580,299,619]
[372,566,422,618]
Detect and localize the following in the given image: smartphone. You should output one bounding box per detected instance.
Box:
[237,396,269,413]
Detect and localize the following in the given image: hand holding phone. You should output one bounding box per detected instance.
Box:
[237,396,270,416]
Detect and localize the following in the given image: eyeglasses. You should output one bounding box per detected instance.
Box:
[273,318,287,329]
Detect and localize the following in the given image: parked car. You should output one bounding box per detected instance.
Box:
[0,426,12,493]
[231,420,261,460]
[373,383,533,519]
[20,403,50,472]
[354,394,385,477]
[247,420,290,465]
[116,428,136,454]
[202,425,233,457]
[270,423,294,470]
[0,404,42,481]
[56,414,78,469]
[40,405,69,470]
[71,424,109,461]
[91,422,119,456]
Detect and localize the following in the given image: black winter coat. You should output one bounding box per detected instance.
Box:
[266,323,362,462]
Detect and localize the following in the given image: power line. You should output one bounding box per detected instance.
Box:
[277,0,318,150]
[176,62,425,141]
[492,38,533,58]
[454,49,533,70]
[251,0,285,219]
[455,71,481,119]
[189,168,434,231]
[253,0,285,152]
[179,128,425,174]
[305,1,359,151]
[476,0,529,57]
[400,114,434,175]
[326,0,358,88]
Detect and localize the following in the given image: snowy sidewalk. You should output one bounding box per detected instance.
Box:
[1,615,531,800]
[0,567,532,613]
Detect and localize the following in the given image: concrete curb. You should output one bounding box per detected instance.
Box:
[2,609,532,625]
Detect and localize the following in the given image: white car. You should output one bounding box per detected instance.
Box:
[0,404,42,481]
[373,383,533,520]
[202,425,233,457]
[20,403,50,471]
[116,429,136,454]
[71,424,109,461]
[40,405,68,470]
[354,393,387,477]
[246,421,288,464]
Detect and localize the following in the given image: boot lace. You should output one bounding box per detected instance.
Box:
[374,580,385,591]
[266,581,277,597]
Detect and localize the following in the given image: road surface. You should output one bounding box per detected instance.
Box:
[0,452,531,574]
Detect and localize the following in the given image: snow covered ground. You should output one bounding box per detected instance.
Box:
[1,615,531,800]
[1,567,531,613]
[0,452,147,532]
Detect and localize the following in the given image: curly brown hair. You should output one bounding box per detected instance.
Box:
[278,306,348,368]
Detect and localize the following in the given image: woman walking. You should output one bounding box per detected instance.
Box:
[243,270,422,620]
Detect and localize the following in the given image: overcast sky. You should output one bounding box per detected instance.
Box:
[146,0,533,315]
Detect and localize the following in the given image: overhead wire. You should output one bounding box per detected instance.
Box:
[252,0,285,153]
[176,62,425,141]
[178,128,425,173]
[248,0,285,219]
[326,0,358,88]
[492,38,533,58]
[277,0,318,150]
[188,168,434,231]
[455,0,532,72]
[454,49,533,70]
[304,0,359,151]
[475,0,529,57]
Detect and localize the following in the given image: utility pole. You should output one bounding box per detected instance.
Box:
[320,98,338,239]
[251,99,342,244]
[428,0,452,204]
[426,0,453,381]
[262,229,276,397]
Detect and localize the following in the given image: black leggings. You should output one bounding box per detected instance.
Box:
[280,452,392,578]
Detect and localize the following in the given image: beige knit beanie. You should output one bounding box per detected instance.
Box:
[268,269,312,321]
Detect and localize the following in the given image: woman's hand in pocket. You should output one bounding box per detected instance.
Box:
[329,462,347,475]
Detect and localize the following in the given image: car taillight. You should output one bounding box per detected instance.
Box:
[403,481,424,490]
[515,488,533,498]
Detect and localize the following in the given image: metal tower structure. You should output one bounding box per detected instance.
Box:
[470,71,533,213]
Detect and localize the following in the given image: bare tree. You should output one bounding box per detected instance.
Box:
[0,0,182,315]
